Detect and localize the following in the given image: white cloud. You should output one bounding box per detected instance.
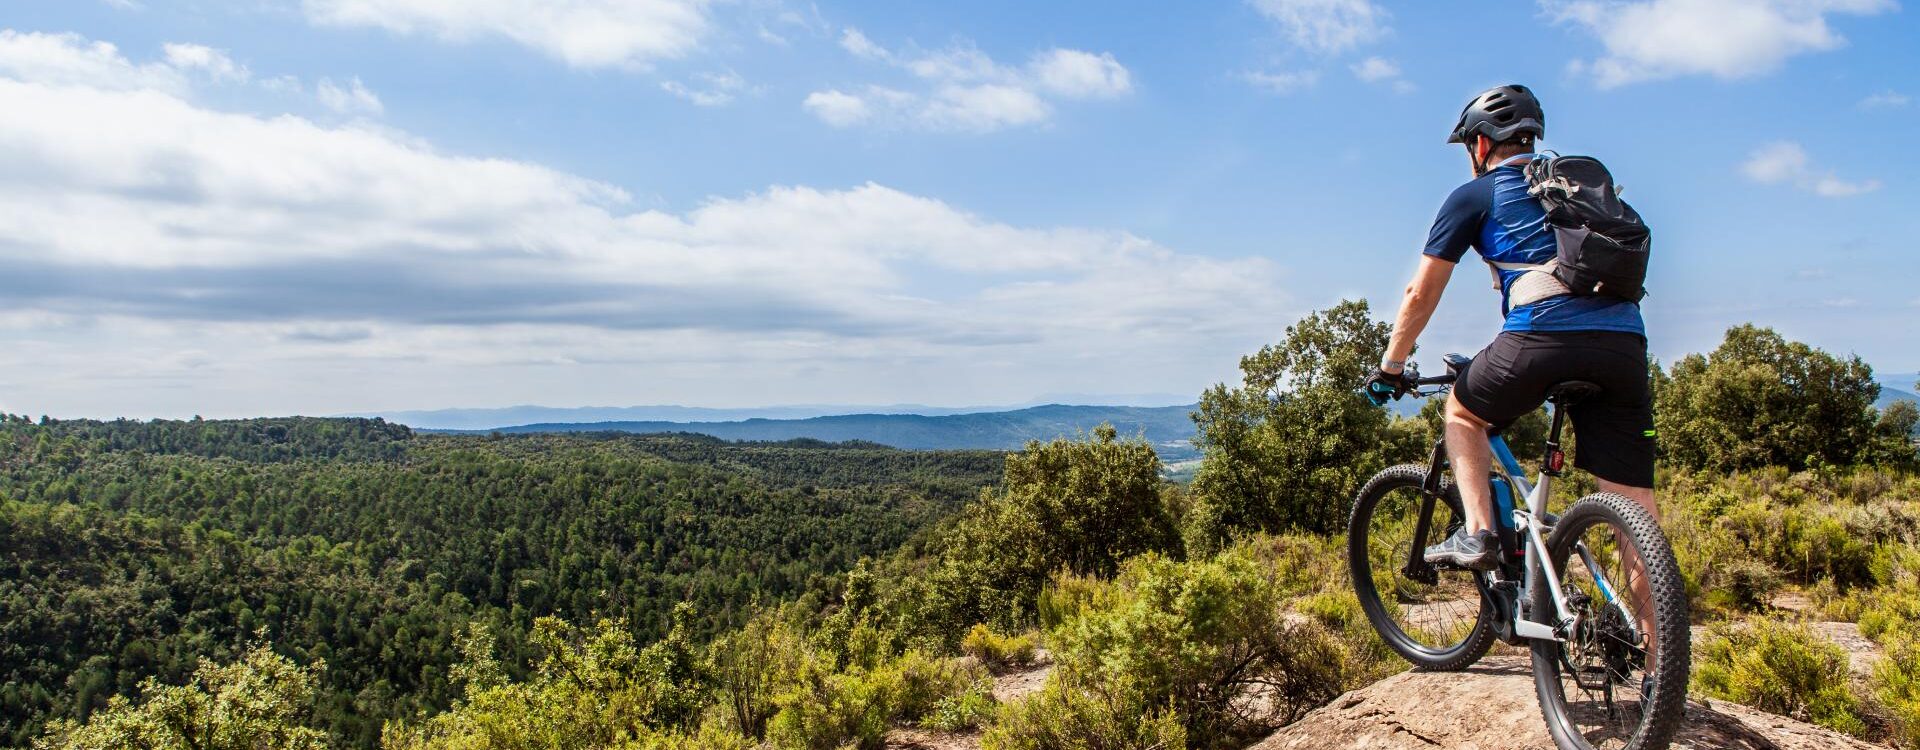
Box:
[2,29,385,118]
[1545,0,1896,88]
[1350,56,1397,82]
[662,70,749,106]
[299,0,712,70]
[1349,56,1413,93]
[161,43,249,83]
[0,32,1293,416]
[1740,141,1880,197]
[1248,0,1389,54]
[1242,69,1319,94]
[802,88,872,126]
[807,30,1131,133]
[1859,89,1910,109]
[0,29,186,92]
[838,27,889,61]
[316,76,384,115]
[920,84,1051,131]
[1028,49,1132,99]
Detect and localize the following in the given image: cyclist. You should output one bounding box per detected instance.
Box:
[1363,84,1656,573]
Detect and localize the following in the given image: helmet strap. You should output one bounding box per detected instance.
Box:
[1472,135,1492,177]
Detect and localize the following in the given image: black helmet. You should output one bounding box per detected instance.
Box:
[1448,84,1544,144]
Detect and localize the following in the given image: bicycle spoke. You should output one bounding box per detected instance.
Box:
[1543,515,1653,749]
[1364,485,1481,654]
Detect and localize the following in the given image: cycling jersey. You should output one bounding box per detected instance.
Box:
[1423,159,1645,336]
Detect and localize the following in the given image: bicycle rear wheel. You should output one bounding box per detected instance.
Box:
[1348,464,1496,671]
[1530,492,1689,750]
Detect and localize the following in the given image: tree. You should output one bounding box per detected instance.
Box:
[1187,300,1411,545]
[921,425,1181,630]
[1657,325,1882,471]
[1864,399,1919,469]
[34,646,328,750]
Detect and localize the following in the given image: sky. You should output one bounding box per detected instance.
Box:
[1,0,1915,419]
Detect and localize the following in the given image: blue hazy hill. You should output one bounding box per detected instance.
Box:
[450,403,1204,461]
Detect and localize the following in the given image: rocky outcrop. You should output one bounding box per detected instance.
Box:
[1250,654,1879,750]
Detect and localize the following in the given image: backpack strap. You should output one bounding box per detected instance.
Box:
[1484,259,1570,308]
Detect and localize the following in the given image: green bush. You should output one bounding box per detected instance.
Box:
[960,624,1038,669]
[1036,569,1111,631]
[920,679,998,733]
[1873,633,1920,749]
[384,617,711,750]
[1692,618,1868,736]
[1000,548,1348,749]
[919,425,1182,633]
[34,646,328,750]
[764,650,982,750]
[982,682,1187,750]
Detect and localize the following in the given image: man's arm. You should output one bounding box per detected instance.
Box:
[1381,255,1456,373]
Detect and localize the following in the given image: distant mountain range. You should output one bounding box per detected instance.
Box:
[425,404,1204,461]
[351,393,1192,432]
[359,380,1920,461]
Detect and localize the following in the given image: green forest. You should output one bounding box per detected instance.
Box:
[0,425,1000,746]
[7,300,1920,750]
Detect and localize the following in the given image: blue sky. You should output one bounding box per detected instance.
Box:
[0,0,1915,418]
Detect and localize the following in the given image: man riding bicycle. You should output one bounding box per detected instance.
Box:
[1364,84,1656,573]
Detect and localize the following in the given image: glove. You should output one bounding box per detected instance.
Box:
[1363,367,1414,406]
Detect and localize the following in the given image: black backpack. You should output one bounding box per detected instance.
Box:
[1523,154,1650,302]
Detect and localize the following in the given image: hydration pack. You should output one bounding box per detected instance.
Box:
[1520,154,1650,303]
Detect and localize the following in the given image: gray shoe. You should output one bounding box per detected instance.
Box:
[1424,528,1499,571]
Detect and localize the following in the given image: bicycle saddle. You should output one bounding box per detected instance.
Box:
[1546,380,1601,404]
[1443,353,1473,377]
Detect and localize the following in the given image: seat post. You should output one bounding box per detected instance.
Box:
[1542,402,1568,476]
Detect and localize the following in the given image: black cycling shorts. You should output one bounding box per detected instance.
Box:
[1453,330,1656,488]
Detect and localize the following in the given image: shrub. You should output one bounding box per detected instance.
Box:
[982,682,1187,750]
[1701,557,1784,613]
[920,679,998,733]
[1872,633,1920,749]
[384,617,709,750]
[1036,570,1110,631]
[1856,546,1920,641]
[705,609,809,738]
[763,649,983,750]
[1004,548,1348,749]
[35,646,327,750]
[1692,618,1867,736]
[921,425,1181,632]
[960,624,1038,669]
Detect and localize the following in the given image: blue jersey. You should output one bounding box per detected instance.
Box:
[1423,161,1645,336]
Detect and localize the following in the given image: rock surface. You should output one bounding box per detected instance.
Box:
[1250,655,1880,750]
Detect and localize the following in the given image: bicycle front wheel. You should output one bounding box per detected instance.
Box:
[1348,464,1496,671]
[1530,492,1690,750]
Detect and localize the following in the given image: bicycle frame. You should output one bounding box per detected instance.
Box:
[1488,433,1641,645]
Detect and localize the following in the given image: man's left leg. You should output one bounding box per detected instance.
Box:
[1599,479,1659,664]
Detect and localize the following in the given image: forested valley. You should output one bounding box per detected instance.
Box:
[0,423,1000,746]
[7,301,1920,750]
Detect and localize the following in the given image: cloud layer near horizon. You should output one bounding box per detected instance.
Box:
[0,30,1289,417]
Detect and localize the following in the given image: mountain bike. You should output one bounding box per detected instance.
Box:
[1348,354,1689,750]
